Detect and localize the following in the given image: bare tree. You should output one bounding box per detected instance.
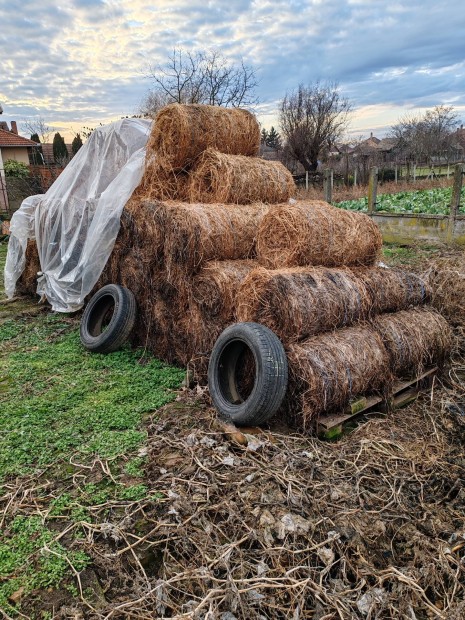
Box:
[140,48,258,117]
[279,82,352,172]
[21,117,52,143]
[390,105,459,164]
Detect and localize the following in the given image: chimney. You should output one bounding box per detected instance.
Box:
[10,121,18,134]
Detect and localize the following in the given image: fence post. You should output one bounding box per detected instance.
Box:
[324,169,333,203]
[367,167,378,215]
[354,169,357,187]
[395,165,398,184]
[449,163,464,221]
[305,171,309,191]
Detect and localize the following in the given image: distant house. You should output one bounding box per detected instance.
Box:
[0,121,39,214]
[39,142,75,166]
[0,121,39,167]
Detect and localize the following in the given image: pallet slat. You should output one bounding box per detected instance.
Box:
[317,367,437,436]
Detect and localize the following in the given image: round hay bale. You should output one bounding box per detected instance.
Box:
[187,149,295,204]
[161,201,268,282]
[423,256,465,330]
[372,307,452,376]
[350,266,431,314]
[192,259,258,320]
[236,266,371,343]
[286,325,389,430]
[149,104,260,170]
[257,200,382,269]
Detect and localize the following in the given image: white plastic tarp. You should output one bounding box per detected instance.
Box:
[4,118,152,312]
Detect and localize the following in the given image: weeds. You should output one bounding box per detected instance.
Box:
[0,245,184,617]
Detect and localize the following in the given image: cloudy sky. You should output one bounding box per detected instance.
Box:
[1,0,465,141]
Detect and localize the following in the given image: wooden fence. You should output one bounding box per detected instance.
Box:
[322,164,465,246]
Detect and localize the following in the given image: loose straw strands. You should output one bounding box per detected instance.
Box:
[188,149,295,204]
[257,200,382,269]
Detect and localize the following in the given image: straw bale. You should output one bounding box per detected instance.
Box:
[138,160,189,202]
[286,325,389,430]
[161,201,268,282]
[423,256,465,329]
[177,303,226,374]
[350,266,431,314]
[257,200,382,269]
[236,265,431,343]
[372,307,452,376]
[237,266,371,342]
[15,239,41,296]
[192,259,257,321]
[149,103,260,170]
[187,149,295,204]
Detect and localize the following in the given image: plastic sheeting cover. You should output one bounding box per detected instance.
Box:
[4,118,152,311]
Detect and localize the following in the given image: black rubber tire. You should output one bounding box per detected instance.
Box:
[80,284,136,353]
[208,322,288,426]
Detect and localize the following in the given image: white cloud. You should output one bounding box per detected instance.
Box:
[1,0,464,139]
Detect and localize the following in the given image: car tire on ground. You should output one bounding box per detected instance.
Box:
[208,322,288,426]
[80,284,136,353]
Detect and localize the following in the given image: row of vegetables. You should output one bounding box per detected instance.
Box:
[337,186,465,215]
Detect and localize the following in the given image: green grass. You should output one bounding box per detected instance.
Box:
[0,243,185,616]
[0,314,184,477]
[337,186,465,215]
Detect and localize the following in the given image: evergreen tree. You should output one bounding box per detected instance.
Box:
[29,133,44,164]
[52,132,68,164]
[261,127,269,144]
[266,126,282,149]
[72,133,83,155]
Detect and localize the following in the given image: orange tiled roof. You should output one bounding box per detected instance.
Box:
[0,129,39,148]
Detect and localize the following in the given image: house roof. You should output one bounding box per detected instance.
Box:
[0,129,39,148]
[40,143,75,165]
[376,138,398,151]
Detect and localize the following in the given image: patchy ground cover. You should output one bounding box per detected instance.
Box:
[0,240,185,617]
[0,239,465,619]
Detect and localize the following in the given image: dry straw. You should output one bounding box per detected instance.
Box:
[149,103,260,170]
[237,266,371,342]
[192,259,258,321]
[372,307,452,376]
[138,160,189,202]
[257,200,383,269]
[286,325,390,430]
[236,265,430,343]
[16,240,41,296]
[423,256,465,332]
[352,266,431,314]
[187,149,295,204]
[160,201,268,281]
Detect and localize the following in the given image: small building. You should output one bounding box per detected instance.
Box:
[0,121,39,166]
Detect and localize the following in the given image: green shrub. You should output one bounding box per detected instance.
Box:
[3,159,30,179]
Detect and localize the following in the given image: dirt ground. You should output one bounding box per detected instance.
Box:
[1,241,465,619]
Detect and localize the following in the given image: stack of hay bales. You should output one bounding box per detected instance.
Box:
[17,103,452,430]
[98,104,296,370]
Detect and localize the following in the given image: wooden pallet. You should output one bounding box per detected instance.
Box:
[316,366,438,439]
